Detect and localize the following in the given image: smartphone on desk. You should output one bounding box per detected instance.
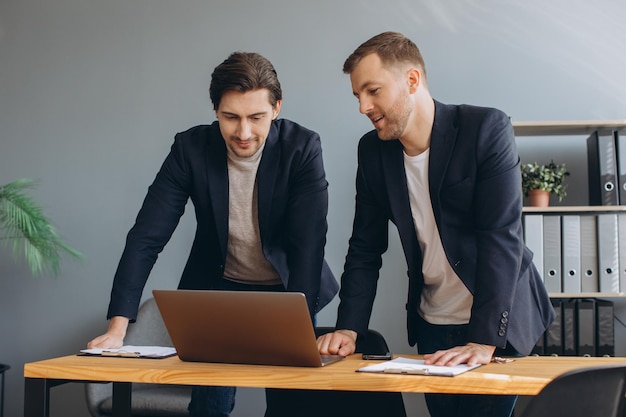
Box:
[362,352,392,360]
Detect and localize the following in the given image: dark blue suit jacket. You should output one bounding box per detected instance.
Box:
[107,119,338,321]
[336,100,555,355]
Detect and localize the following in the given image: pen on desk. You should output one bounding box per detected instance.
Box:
[102,350,141,358]
[382,368,431,375]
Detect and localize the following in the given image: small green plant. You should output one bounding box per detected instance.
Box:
[0,178,82,276]
[520,161,569,202]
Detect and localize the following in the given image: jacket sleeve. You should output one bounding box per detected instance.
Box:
[279,131,337,315]
[465,109,525,347]
[335,135,390,335]
[107,135,190,321]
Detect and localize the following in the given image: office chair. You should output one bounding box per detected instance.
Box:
[264,327,407,417]
[519,364,626,417]
[85,297,192,417]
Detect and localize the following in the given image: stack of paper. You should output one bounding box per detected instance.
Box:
[357,357,481,377]
[80,345,176,358]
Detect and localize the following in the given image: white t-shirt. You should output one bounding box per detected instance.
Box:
[403,149,473,324]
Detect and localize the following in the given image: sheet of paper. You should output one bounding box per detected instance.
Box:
[357,357,482,377]
[80,345,176,358]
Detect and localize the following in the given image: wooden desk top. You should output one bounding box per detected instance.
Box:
[24,354,626,396]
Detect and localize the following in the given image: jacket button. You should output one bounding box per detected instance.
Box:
[502,311,509,318]
[498,330,506,336]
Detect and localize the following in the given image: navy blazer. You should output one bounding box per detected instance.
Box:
[107,119,338,321]
[336,100,555,355]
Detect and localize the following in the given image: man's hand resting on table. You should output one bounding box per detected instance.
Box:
[86,316,129,349]
[423,342,496,366]
[316,329,358,356]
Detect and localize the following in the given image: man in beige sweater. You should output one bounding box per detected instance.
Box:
[88,51,338,417]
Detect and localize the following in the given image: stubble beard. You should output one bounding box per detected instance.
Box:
[227,137,261,158]
[376,92,412,141]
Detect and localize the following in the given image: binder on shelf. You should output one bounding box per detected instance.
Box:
[587,130,619,206]
[544,299,563,356]
[618,213,626,292]
[595,299,615,357]
[562,299,577,356]
[543,215,562,293]
[597,213,620,293]
[524,214,544,280]
[614,130,626,204]
[576,299,596,357]
[579,215,599,293]
[561,215,581,293]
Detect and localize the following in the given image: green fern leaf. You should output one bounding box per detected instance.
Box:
[0,179,82,276]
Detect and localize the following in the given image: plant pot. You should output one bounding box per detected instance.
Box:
[528,189,550,207]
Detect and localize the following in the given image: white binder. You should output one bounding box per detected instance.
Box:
[580,215,599,293]
[561,215,581,293]
[524,214,544,281]
[597,213,620,293]
[618,213,626,292]
[543,215,562,293]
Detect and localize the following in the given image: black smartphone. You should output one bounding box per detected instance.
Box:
[362,352,392,360]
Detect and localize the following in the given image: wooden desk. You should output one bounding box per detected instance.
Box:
[23,354,626,417]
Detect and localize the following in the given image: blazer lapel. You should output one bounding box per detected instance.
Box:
[428,100,458,222]
[256,122,280,239]
[205,131,229,260]
[381,140,418,248]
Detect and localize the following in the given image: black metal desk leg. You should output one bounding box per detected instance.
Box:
[0,364,9,417]
[112,382,132,417]
[23,378,50,417]
[23,378,70,417]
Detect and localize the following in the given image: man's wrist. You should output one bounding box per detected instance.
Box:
[337,329,358,341]
[108,316,130,337]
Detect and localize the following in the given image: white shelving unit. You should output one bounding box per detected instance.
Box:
[514,120,626,298]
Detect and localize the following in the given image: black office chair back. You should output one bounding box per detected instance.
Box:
[520,364,626,417]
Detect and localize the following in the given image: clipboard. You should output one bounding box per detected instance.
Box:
[357,357,482,377]
[79,345,177,359]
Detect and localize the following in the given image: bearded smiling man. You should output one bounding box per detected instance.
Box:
[317,31,555,417]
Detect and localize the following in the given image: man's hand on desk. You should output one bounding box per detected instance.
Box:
[316,329,358,356]
[423,342,496,367]
[86,316,129,349]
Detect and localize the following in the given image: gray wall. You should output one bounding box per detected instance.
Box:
[2,1,626,416]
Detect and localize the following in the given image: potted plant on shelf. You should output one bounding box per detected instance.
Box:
[0,178,82,276]
[520,161,569,207]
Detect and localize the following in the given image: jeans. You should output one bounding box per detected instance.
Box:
[188,386,236,417]
[187,279,284,417]
[415,314,519,417]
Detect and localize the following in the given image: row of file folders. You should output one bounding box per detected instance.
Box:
[523,213,626,293]
[531,298,614,357]
[587,129,626,206]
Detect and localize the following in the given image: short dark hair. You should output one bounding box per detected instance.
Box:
[343,31,427,79]
[209,52,282,110]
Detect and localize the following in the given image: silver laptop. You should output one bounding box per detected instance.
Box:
[152,289,344,367]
